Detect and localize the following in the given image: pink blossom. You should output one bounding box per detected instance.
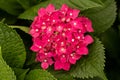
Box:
[46,4,55,13]
[54,61,62,70]
[76,47,88,55]
[38,8,46,17]
[69,52,82,64]
[62,62,70,71]
[79,17,94,32]
[66,8,80,19]
[36,52,54,69]
[84,35,94,46]
[30,4,94,71]
[54,56,71,71]
[61,4,69,13]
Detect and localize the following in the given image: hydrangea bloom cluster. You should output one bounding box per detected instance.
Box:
[30,4,94,71]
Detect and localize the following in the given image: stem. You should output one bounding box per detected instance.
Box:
[9,26,30,34]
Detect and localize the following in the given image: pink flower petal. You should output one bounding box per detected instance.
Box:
[61,4,69,12]
[69,57,76,64]
[79,17,94,32]
[46,4,55,13]
[74,54,82,60]
[29,29,40,38]
[46,52,53,57]
[54,61,62,70]
[30,45,40,52]
[47,58,54,65]
[55,23,64,32]
[72,9,80,19]
[84,35,94,45]
[41,62,49,70]
[62,62,70,71]
[38,8,46,17]
[66,9,80,19]
[70,19,83,30]
[31,16,38,28]
[76,47,88,55]
[84,18,94,32]
[60,55,67,63]
[36,53,46,62]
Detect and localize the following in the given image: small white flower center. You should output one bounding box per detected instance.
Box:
[47,18,50,21]
[35,29,39,32]
[70,13,73,16]
[62,33,65,37]
[73,22,77,26]
[70,53,74,57]
[41,26,46,30]
[44,59,47,62]
[45,53,48,55]
[68,28,71,31]
[53,20,56,23]
[66,18,70,22]
[72,39,75,42]
[61,18,66,22]
[78,30,81,33]
[39,46,42,49]
[62,55,65,58]
[62,11,65,14]
[61,42,64,46]
[82,36,84,39]
[48,27,52,31]
[42,22,45,25]
[77,46,80,48]
[60,47,66,53]
[85,24,87,27]
[77,36,80,39]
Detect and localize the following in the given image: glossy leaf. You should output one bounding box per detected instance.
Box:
[0,47,16,80]
[83,0,116,34]
[13,68,29,80]
[19,0,103,20]
[0,0,23,15]
[69,37,106,79]
[0,22,26,68]
[25,69,57,80]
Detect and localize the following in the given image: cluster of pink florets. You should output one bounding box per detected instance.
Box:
[30,4,94,71]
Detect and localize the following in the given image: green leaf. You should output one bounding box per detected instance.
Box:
[119,8,120,22]
[9,25,30,34]
[25,51,36,66]
[13,68,29,80]
[80,77,102,80]
[82,0,116,34]
[18,1,51,20]
[0,0,23,15]
[48,70,74,80]
[49,0,103,10]
[0,22,26,68]
[19,0,103,20]
[119,25,120,37]
[69,37,106,79]
[25,69,57,80]
[100,27,120,61]
[0,9,17,24]
[0,47,16,80]
[17,0,33,10]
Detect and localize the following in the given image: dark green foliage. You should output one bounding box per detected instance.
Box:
[0,47,16,80]
[0,23,26,68]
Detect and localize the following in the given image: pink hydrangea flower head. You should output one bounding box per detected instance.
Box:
[30,4,94,71]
